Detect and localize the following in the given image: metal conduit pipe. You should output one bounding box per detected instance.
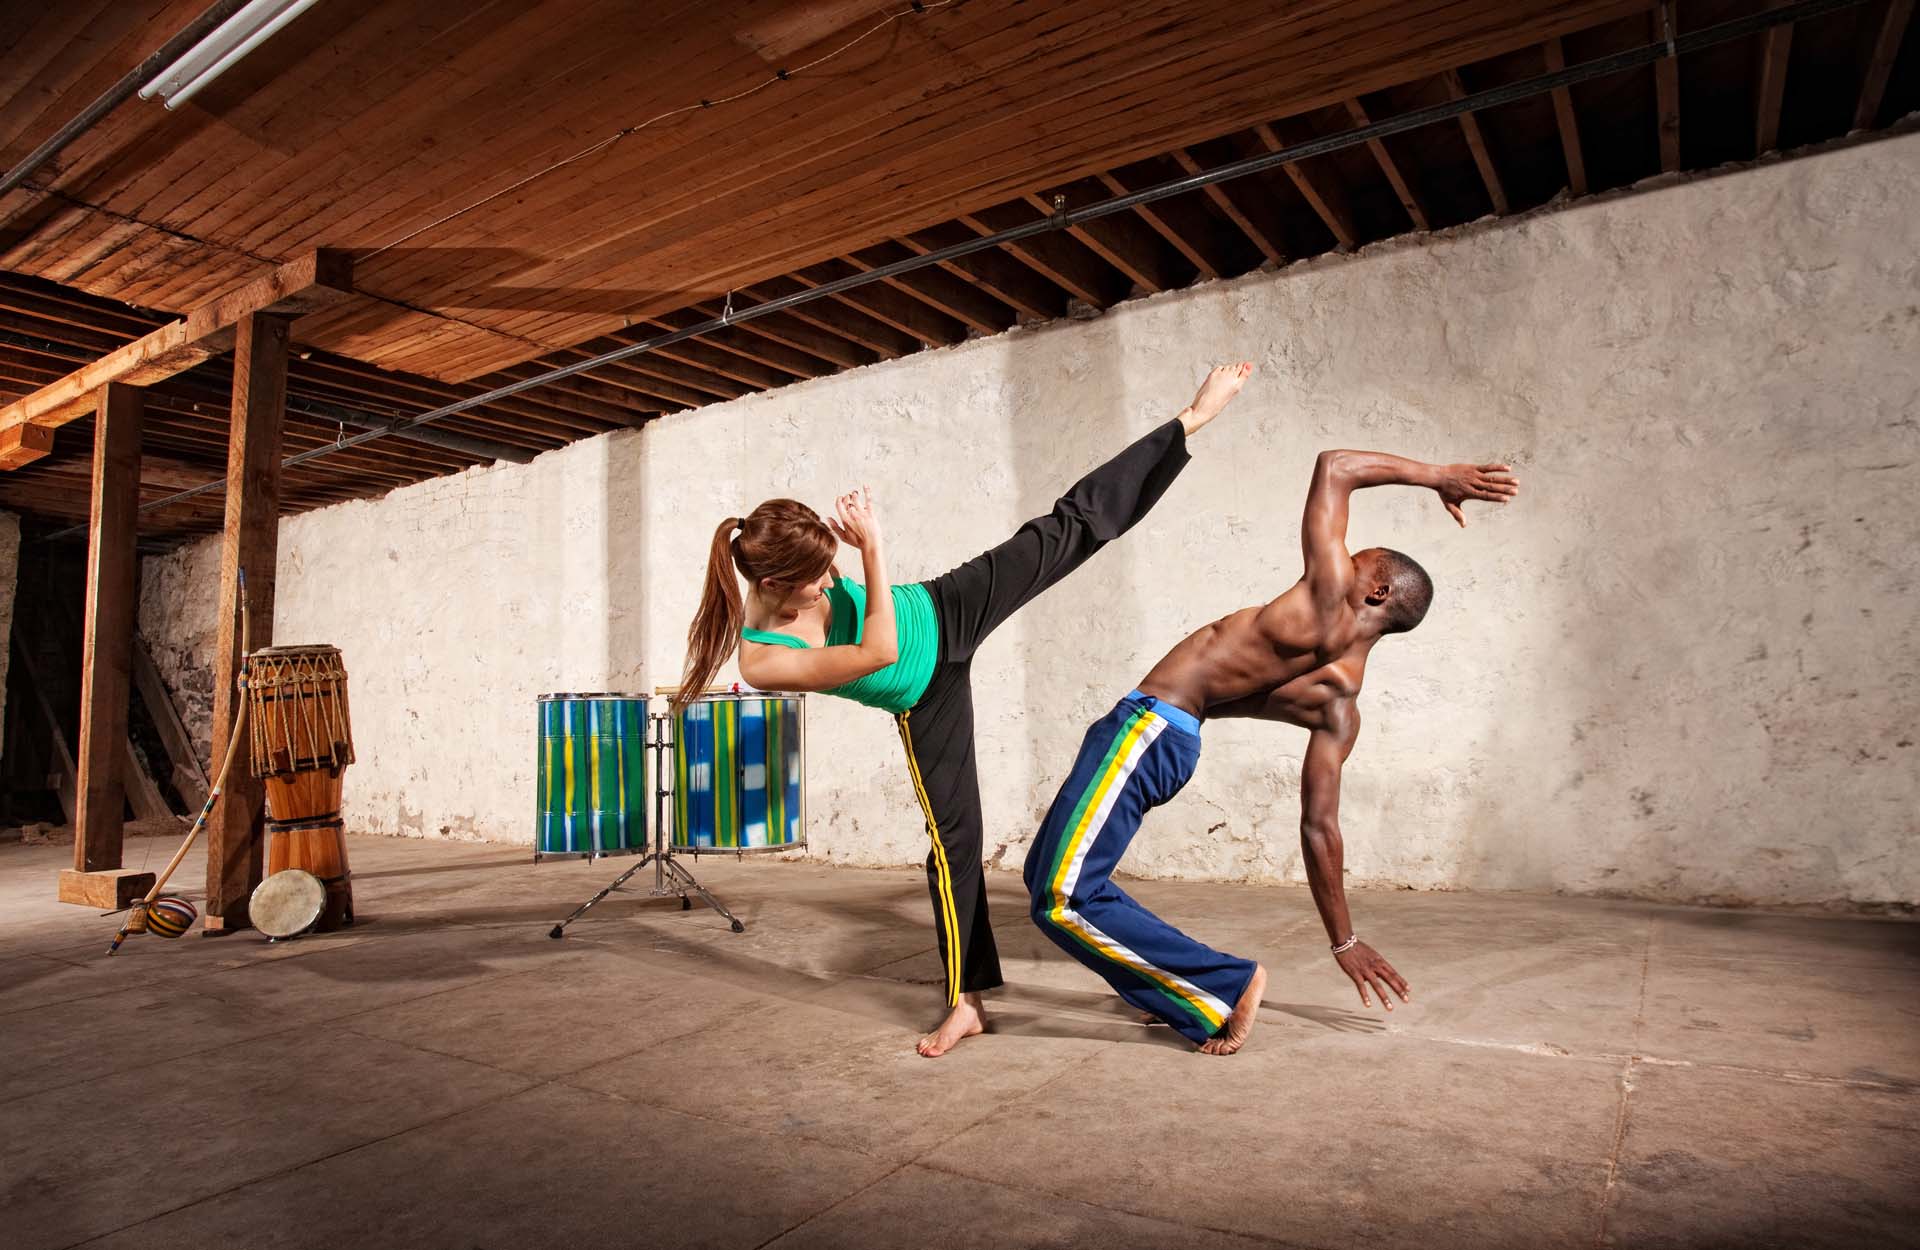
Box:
[0,0,254,199]
[43,0,1868,543]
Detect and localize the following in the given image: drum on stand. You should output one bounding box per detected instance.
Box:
[535,694,650,860]
[247,645,355,931]
[671,693,805,853]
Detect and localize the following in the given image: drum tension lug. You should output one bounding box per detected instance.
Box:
[681,896,690,910]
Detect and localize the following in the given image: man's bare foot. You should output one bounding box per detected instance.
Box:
[1177,361,1254,437]
[917,992,988,1057]
[1198,964,1267,1056]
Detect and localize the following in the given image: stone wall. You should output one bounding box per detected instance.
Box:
[140,132,1920,907]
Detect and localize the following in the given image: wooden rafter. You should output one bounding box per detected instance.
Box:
[1343,98,1430,230]
[1440,71,1510,215]
[786,267,966,348]
[611,329,796,391]
[898,226,1069,321]
[644,310,832,380]
[1854,0,1913,130]
[1755,13,1795,154]
[1171,149,1286,265]
[1653,9,1683,172]
[1093,172,1221,279]
[0,251,353,463]
[741,280,921,359]
[1542,39,1589,196]
[959,208,1120,308]
[843,247,1014,337]
[1255,123,1360,250]
[687,301,876,371]
[1021,193,1179,294]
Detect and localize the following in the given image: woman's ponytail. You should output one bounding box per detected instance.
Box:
[677,517,745,710]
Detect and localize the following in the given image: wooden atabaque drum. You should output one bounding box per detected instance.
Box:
[247,645,356,930]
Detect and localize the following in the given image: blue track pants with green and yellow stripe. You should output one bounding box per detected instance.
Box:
[1024,691,1258,1045]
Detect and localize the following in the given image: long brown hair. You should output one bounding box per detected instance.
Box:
[676,499,837,708]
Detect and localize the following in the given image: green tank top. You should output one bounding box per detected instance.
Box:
[740,577,938,715]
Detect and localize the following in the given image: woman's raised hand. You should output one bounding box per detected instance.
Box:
[826,486,883,551]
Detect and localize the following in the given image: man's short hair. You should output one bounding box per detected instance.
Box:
[1371,548,1433,634]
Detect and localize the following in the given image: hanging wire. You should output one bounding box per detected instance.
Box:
[362,0,959,261]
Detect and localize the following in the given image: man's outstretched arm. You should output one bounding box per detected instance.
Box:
[1302,450,1519,604]
[1299,703,1411,1011]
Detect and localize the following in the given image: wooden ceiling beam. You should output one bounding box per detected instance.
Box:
[479,363,663,426]
[791,263,970,347]
[1541,39,1589,197]
[742,278,923,358]
[1855,0,1915,129]
[0,251,354,463]
[1092,172,1222,280]
[603,328,797,391]
[897,225,1070,322]
[1255,123,1361,250]
[1170,149,1287,266]
[1342,98,1431,230]
[959,207,1122,309]
[843,247,1016,337]
[550,350,723,411]
[686,301,876,371]
[645,310,834,380]
[1652,10,1683,173]
[1755,14,1795,155]
[1020,192,1179,294]
[1440,71,1511,215]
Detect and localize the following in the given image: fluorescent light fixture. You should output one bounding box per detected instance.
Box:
[138,0,321,110]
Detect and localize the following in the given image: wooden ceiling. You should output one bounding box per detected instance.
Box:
[2,0,1661,382]
[1,0,1915,543]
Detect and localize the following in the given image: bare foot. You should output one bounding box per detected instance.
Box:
[1198,964,1267,1056]
[917,992,988,1057]
[1177,362,1254,437]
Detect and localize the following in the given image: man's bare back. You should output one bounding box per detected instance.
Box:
[1139,580,1368,733]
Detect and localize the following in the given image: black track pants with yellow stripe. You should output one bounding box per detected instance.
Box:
[899,416,1193,1005]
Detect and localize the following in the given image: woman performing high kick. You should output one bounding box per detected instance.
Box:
[677,362,1253,1055]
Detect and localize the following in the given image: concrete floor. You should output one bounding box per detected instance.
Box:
[0,834,1915,1250]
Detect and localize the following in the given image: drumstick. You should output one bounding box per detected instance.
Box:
[108,568,253,956]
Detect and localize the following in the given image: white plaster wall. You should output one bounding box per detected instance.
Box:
[141,132,1920,906]
[0,510,18,741]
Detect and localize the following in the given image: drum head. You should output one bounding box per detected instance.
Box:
[251,869,326,939]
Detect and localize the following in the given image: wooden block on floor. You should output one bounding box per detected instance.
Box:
[57,868,156,910]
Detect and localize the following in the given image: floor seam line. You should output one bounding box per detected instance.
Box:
[61,1077,547,1250]
[1593,914,1655,1248]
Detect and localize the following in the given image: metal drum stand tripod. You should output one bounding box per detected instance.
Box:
[548,710,743,937]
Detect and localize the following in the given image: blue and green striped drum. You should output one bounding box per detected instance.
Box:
[535,694,650,859]
[672,694,806,853]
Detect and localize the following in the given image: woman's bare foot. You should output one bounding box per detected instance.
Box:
[917,992,988,1057]
[1198,964,1267,1056]
[1177,361,1254,437]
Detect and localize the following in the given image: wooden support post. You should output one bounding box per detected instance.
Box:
[205,313,287,932]
[59,381,152,907]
